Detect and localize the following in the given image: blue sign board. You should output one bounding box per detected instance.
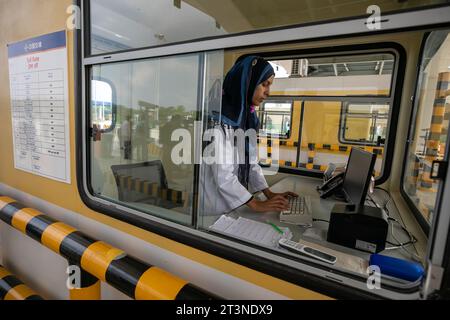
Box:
[8,30,66,58]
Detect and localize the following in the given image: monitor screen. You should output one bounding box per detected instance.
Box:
[342,148,377,207]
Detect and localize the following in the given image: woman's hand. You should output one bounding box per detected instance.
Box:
[263,188,298,200]
[247,195,290,212]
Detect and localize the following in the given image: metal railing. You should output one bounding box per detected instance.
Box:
[0,196,219,300]
[0,265,43,300]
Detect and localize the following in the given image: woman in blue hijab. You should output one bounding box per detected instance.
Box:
[202,56,297,215]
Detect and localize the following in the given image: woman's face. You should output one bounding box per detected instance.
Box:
[252,75,274,106]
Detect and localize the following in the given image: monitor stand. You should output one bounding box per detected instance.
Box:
[332,189,347,202]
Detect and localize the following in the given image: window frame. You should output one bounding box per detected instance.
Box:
[83,0,450,58]
[400,31,446,236]
[251,47,401,182]
[258,98,294,140]
[339,101,390,146]
[398,31,450,297]
[85,53,206,228]
[76,0,450,299]
[90,76,117,134]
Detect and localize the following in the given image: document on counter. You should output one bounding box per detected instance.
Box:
[209,215,292,249]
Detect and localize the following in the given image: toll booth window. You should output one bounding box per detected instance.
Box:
[340,103,389,146]
[88,53,202,226]
[403,30,450,227]
[258,53,396,178]
[87,0,447,55]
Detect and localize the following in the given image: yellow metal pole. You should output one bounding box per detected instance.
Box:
[68,265,101,300]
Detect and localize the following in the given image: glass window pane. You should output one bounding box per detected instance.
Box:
[91,80,114,131]
[257,99,385,176]
[89,0,446,54]
[90,0,227,54]
[403,30,450,226]
[257,52,394,175]
[342,103,389,145]
[300,101,382,176]
[258,101,292,138]
[269,53,394,97]
[89,53,202,226]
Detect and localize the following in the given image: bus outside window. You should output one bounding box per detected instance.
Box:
[340,103,389,146]
[257,100,293,139]
[257,52,396,177]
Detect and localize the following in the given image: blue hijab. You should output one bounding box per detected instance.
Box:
[211,56,274,189]
[220,56,275,131]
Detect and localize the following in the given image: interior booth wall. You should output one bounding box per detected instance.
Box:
[0,0,316,299]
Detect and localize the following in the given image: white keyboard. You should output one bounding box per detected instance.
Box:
[279,195,313,227]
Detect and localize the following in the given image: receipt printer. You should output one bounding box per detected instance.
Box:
[327,204,388,253]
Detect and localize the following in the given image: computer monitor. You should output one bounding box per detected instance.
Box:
[342,148,377,209]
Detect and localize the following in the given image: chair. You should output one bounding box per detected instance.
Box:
[112,160,191,210]
[111,160,169,205]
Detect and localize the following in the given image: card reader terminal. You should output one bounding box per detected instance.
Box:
[279,239,337,264]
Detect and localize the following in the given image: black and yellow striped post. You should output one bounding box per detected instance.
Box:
[405,154,421,196]
[307,143,316,170]
[0,196,218,300]
[279,160,296,168]
[67,264,102,300]
[0,266,43,300]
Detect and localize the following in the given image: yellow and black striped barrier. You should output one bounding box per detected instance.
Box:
[0,196,218,300]
[258,159,328,171]
[0,266,43,300]
[258,138,383,173]
[258,138,384,156]
[312,143,382,156]
[68,265,102,300]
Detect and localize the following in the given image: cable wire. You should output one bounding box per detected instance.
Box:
[367,191,421,261]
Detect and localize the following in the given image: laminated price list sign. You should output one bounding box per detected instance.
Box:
[7,30,71,183]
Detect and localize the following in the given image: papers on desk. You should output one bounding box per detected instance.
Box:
[209,215,292,249]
